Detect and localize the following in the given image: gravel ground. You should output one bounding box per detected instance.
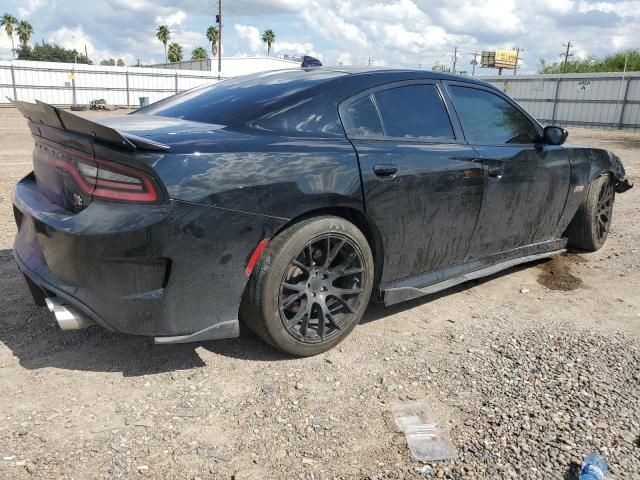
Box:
[0,108,639,479]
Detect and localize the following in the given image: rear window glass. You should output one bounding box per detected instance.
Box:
[138,70,343,129]
[341,95,383,136]
[374,85,454,139]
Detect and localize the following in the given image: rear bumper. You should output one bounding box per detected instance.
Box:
[12,173,284,341]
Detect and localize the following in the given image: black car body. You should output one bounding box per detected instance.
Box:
[11,68,632,350]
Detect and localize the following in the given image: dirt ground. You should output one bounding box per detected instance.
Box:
[0,108,639,479]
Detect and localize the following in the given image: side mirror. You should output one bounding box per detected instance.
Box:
[543,126,568,145]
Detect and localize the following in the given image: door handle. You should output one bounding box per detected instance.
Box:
[487,165,504,179]
[373,164,398,177]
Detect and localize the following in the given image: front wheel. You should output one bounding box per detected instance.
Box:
[566,174,615,251]
[240,216,374,357]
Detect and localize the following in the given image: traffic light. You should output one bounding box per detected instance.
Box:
[216,14,221,23]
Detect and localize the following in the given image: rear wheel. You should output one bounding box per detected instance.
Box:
[240,216,374,357]
[566,174,615,251]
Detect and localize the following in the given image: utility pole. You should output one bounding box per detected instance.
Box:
[368,56,371,66]
[561,41,574,71]
[217,0,222,79]
[468,51,480,76]
[451,46,458,74]
[512,45,525,75]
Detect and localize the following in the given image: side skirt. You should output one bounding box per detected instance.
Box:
[381,239,567,306]
[154,320,240,344]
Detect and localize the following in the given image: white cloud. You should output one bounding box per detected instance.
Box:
[578,1,640,17]
[234,24,262,54]
[155,10,187,27]
[17,0,44,18]
[301,2,368,48]
[438,0,522,34]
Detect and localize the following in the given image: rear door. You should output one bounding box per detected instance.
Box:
[340,81,484,283]
[444,83,571,258]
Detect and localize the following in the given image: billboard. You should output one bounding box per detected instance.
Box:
[481,50,517,69]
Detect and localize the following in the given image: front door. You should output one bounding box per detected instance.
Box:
[340,82,484,283]
[444,83,571,258]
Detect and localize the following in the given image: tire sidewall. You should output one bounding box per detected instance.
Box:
[257,217,374,356]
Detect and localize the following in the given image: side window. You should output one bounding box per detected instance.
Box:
[448,86,539,144]
[374,85,455,140]
[341,95,383,136]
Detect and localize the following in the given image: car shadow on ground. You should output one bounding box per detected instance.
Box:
[0,248,549,376]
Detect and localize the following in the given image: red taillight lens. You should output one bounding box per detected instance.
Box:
[39,144,162,204]
[86,159,160,203]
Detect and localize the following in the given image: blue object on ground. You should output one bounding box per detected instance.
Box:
[579,453,608,480]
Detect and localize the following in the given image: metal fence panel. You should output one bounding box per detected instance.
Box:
[482,72,640,131]
[0,60,220,108]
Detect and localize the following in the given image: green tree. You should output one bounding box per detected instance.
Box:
[262,29,275,56]
[1,13,17,55]
[16,20,33,48]
[17,42,91,64]
[117,58,125,66]
[156,25,170,62]
[206,25,219,57]
[100,58,115,66]
[191,46,208,60]
[167,42,183,63]
[539,49,640,74]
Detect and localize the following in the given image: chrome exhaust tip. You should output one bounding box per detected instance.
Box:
[45,297,95,330]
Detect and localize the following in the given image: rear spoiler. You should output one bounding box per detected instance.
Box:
[8,98,170,152]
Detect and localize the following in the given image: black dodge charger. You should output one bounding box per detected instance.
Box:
[11,68,632,356]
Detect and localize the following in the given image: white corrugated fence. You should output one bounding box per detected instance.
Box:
[0,60,220,108]
[481,72,640,131]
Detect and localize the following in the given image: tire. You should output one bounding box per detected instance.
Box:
[565,174,615,251]
[240,216,374,357]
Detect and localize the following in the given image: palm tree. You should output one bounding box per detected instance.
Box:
[156,25,170,62]
[16,20,33,48]
[167,42,183,63]
[262,29,275,56]
[1,13,17,55]
[206,25,219,57]
[191,46,208,60]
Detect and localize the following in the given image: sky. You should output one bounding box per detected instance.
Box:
[0,0,638,74]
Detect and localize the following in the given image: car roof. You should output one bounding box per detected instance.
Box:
[261,66,497,90]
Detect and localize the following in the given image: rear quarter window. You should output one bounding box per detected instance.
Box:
[341,96,383,136]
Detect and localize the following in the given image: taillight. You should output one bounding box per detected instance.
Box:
[39,144,162,204]
[85,158,160,203]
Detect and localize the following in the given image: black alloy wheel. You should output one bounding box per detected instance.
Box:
[565,174,616,252]
[240,216,374,356]
[595,177,614,242]
[278,235,365,344]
